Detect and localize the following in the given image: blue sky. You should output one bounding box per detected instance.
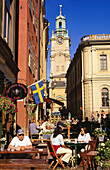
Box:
[45,0,110,80]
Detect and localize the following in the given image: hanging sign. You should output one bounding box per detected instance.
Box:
[6,83,28,100]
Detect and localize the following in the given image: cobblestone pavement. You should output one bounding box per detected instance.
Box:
[46,153,84,170]
[51,166,83,170]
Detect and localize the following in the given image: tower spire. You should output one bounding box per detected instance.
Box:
[59,5,62,15]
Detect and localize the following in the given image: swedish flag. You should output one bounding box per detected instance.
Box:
[30,80,44,104]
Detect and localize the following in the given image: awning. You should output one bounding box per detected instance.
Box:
[44,98,53,103]
[44,97,64,106]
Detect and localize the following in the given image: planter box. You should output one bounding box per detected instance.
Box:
[98,166,109,170]
[67,126,71,130]
[99,135,104,142]
[46,126,51,130]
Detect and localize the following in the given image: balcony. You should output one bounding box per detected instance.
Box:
[81,34,110,43]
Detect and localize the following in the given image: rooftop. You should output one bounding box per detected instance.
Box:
[81,34,110,43]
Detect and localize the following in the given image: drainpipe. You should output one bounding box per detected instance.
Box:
[81,50,84,121]
[91,49,93,119]
[38,0,41,119]
[38,0,41,80]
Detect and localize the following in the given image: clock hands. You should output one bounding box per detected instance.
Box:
[57,37,63,44]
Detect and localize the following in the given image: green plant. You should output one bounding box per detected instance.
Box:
[28,103,36,109]
[45,121,50,126]
[95,140,110,168]
[93,128,107,139]
[65,121,70,126]
[42,129,54,135]
[28,103,36,116]
[0,96,17,114]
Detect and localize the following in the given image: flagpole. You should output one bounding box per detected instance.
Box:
[27,79,43,88]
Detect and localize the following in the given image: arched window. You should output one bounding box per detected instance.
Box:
[102,88,109,107]
[61,65,64,71]
[59,22,62,28]
[56,65,59,71]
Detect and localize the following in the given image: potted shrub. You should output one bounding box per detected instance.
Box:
[0,96,17,114]
[46,121,51,130]
[0,137,7,151]
[42,129,54,139]
[93,128,107,141]
[95,140,110,169]
[65,121,71,130]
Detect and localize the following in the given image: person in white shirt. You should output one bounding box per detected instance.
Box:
[7,129,32,159]
[78,127,91,143]
[8,129,32,151]
[50,123,72,166]
[40,118,49,131]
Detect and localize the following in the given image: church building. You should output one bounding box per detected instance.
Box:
[49,6,71,112]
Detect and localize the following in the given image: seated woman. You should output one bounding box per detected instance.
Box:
[30,119,39,134]
[50,123,72,166]
[77,127,91,159]
[78,127,91,143]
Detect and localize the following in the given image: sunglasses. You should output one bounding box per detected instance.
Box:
[19,134,24,136]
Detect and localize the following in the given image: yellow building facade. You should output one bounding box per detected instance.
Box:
[66,34,110,121]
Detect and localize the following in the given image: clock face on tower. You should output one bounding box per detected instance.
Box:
[57,37,63,44]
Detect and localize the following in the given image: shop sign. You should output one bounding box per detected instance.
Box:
[6,83,28,100]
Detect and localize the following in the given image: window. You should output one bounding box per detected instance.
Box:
[56,65,59,71]
[29,0,32,15]
[35,59,37,80]
[59,22,62,29]
[36,20,37,38]
[4,0,11,43]
[76,68,77,82]
[33,5,35,28]
[61,65,64,71]
[29,39,32,69]
[73,71,75,84]
[102,88,109,107]
[78,64,80,78]
[100,55,107,70]
[33,51,35,76]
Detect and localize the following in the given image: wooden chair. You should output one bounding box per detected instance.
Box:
[79,140,97,169]
[46,139,65,170]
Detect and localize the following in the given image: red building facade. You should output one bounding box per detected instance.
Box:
[17,0,40,134]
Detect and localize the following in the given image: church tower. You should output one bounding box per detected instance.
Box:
[49,5,71,112]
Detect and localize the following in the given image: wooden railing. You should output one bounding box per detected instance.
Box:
[50,116,61,124]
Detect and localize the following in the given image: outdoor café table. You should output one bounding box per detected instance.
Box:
[0,148,48,159]
[0,159,48,169]
[64,141,86,168]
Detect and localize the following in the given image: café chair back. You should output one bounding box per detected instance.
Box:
[86,140,97,152]
[46,139,65,170]
[79,140,97,169]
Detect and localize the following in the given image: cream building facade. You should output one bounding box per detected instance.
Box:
[66,34,110,121]
[49,7,71,112]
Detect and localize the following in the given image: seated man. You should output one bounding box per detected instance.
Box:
[7,129,32,158]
